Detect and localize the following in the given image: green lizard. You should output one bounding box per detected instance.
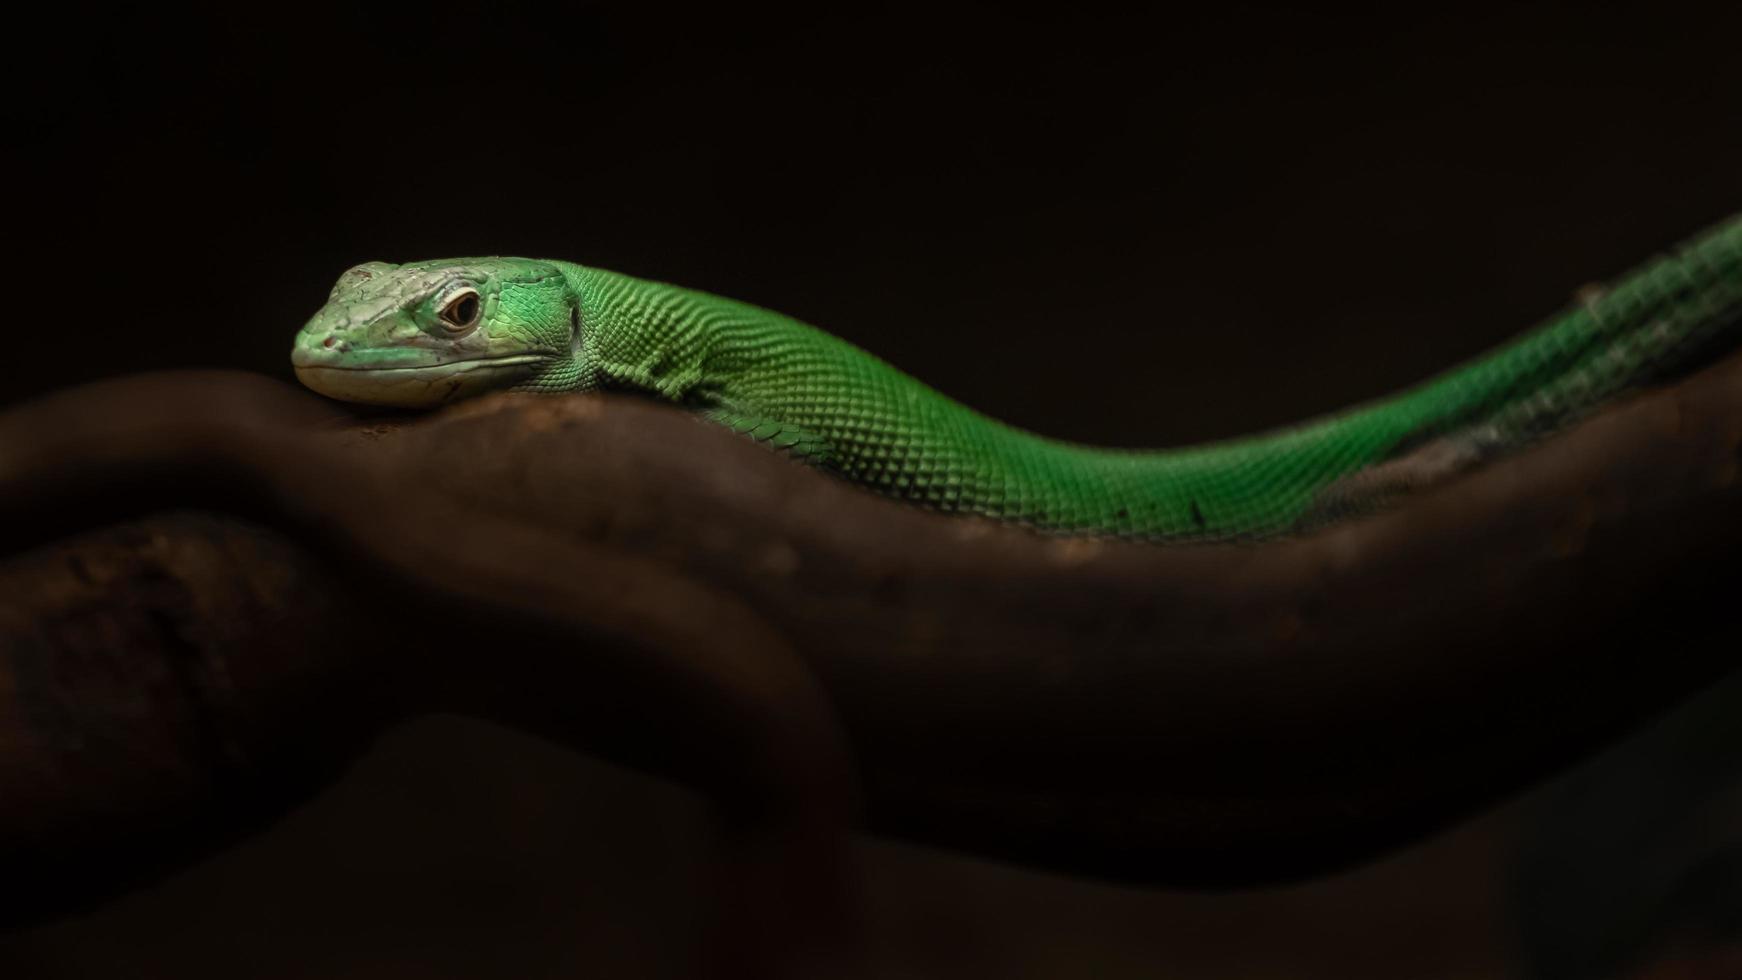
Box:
[292,215,1742,540]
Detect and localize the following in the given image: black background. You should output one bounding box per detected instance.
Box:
[3,2,1741,977]
[9,4,1740,445]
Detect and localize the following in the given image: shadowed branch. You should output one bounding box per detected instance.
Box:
[1,354,1739,928]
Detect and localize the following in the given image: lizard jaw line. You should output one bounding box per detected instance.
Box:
[294,354,551,407]
[293,353,551,373]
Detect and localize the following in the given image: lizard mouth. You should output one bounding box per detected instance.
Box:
[293,354,550,407]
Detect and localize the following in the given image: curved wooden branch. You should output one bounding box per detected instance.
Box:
[2,351,1740,905]
[0,375,862,973]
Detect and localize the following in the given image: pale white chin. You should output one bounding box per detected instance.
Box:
[294,356,547,408]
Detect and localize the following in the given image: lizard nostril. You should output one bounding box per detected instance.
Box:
[323,336,336,348]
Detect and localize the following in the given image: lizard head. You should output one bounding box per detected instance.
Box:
[291,258,586,407]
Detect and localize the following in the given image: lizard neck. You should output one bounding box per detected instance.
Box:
[561,262,736,405]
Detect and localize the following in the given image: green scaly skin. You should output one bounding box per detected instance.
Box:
[291,215,1742,540]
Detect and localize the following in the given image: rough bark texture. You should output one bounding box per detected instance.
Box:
[1,354,1740,920]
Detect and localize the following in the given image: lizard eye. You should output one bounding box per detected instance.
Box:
[438,289,481,333]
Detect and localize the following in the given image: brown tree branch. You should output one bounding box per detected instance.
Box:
[1,353,1740,909]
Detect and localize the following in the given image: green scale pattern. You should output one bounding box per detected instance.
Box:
[547,215,1742,540]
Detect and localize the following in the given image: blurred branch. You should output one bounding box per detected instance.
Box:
[1,354,1740,918]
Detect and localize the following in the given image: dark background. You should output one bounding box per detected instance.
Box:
[3,2,1741,976]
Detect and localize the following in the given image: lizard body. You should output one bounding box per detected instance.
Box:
[291,215,1742,540]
